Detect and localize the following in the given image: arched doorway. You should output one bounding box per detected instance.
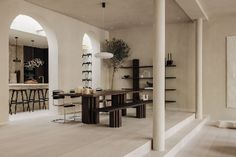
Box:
[8,14,57,120]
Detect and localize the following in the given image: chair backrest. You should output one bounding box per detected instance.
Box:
[52,90,65,100]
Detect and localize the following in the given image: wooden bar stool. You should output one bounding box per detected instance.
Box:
[9,89,30,114]
[29,88,45,111]
[43,88,49,109]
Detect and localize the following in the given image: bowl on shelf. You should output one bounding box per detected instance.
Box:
[123,75,130,79]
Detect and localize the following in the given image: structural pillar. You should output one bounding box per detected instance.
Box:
[196,18,203,120]
[153,0,165,151]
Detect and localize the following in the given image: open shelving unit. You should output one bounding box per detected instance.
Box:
[82,52,92,88]
[121,59,177,104]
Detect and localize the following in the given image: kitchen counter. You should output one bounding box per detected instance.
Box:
[9,84,48,90]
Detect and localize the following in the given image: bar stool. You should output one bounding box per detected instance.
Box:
[9,89,30,114]
[43,88,49,109]
[28,88,45,111]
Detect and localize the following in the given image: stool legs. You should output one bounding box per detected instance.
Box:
[14,91,19,114]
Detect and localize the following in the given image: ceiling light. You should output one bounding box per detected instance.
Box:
[95,1,113,59]
[13,37,21,63]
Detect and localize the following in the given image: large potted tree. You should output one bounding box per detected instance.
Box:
[103,38,130,89]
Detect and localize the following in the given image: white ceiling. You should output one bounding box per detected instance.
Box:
[9,29,48,48]
[199,0,236,18]
[25,0,191,30]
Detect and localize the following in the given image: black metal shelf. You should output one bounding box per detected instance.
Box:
[82,53,92,57]
[82,79,92,82]
[125,99,176,104]
[165,100,176,103]
[82,70,92,73]
[82,62,92,65]
[122,77,176,80]
[121,65,176,69]
[122,88,176,91]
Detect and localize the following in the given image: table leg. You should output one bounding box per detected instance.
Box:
[136,104,146,118]
[82,96,99,124]
[110,94,124,127]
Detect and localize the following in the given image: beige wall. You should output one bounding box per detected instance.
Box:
[203,15,236,120]
[110,15,236,120]
[110,23,196,112]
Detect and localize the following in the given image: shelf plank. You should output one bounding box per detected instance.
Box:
[82,79,92,82]
[122,77,176,80]
[122,88,176,91]
[82,62,92,65]
[82,70,92,73]
[165,100,176,103]
[124,99,176,104]
[121,65,176,69]
[82,53,92,57]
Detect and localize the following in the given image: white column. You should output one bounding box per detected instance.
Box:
[196,18,203,120]
[153,0,165,151]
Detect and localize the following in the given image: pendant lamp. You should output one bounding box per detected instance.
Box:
[95,1,113,59]
[13,37,21,62]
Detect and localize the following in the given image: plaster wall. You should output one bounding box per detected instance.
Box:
[203,15,236,120]
[110,23,196,112]
[110,15,236,120]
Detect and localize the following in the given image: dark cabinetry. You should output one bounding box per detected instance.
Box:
[24,46,48,83]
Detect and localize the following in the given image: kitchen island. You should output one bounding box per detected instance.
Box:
[9,83,48,90]
[9,83,49,114]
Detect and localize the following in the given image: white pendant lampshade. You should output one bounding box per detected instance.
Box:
[95,52,113,59]
[95,1,113,60]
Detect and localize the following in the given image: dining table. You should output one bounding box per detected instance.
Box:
[59,90,145,125]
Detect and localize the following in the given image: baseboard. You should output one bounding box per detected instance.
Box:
[165,107,195,113]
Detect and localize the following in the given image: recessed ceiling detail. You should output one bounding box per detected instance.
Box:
[25,0,191,30]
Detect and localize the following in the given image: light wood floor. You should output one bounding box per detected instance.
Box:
[176,123,236,157]
[0,108,193,157]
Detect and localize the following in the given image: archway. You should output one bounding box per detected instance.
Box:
[8,14,58,120]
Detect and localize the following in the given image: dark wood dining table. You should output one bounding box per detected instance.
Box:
[59,90,144,125]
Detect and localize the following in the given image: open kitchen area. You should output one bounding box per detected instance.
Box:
[8,15,49,115]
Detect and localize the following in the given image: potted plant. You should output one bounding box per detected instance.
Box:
[103,38,130,89]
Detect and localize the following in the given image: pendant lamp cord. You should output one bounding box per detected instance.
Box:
[101,0,106,29]
[15,37,18,59]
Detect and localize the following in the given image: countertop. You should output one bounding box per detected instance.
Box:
[9,83,48,89]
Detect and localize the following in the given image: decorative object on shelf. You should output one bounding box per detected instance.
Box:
[166,53,173,66]
[140,94,149,101]
[120,59,177,104]
[104,38,130,89]
[123,75,130,79]
[146,81,153,87]
[95,1,113,59]
[13,37,21,63]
